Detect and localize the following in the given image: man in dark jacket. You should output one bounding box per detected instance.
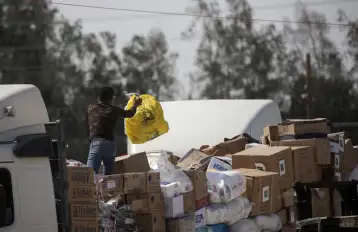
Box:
[87,87,141,174]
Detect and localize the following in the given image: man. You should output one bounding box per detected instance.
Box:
[87,87,141,175]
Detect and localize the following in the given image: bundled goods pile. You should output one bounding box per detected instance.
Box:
[65,117,358,232]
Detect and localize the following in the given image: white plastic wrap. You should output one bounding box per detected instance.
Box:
[254,214,282,232]
[147,150,193,197]
[206,196,252,225]
[206,169,246,204]
[229,218,261,232]
[245,143,267,149]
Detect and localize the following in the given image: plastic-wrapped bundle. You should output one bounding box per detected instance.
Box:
[229,218,261,232]
[66,159,85,167]
[206,169,246,204]
[253,214,282,232]
[206,196,252,225]
[146,150,193,197]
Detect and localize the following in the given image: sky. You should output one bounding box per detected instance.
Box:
[53,0,358,98]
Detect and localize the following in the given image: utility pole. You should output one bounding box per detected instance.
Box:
[306,53,312,119]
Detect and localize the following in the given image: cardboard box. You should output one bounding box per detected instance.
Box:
[124,173,147,194]
[178,150,210,209]
[202,137,247,156]
[291,146,319,182]
[233,146,294,190]
[183,169,209,209]
[164,191,195,218]
[114,152,150,174]
[183,191,196,213]
[328,132,345,154]
[277,118,328,139]
[68,185,96,203]
[99,174,123,197]
[67,167,94,186]
[127,193,164,213]
[237,168,282,215]
[147,171,161,193]
[264,125,279,142]
[271,139,331,165]
[71,223,99,232]
[311,188,331,218]
[136,211,166,232]
[177,149,211,171]
[166,213,195,232]
[70,203,99,223]
[282,188,295,207]
[342,139,358,174]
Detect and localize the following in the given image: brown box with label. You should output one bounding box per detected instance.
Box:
[136,210,166,232]
[166,213,195,232]
[99,174,124,197]
[124,173,147,194]
[311,188,331,217]
[114,152,151,174]
[238,168,282,215]
[126,193,164,213]
[177,149,210,209]
[271,139,331,165]
[233,146,294,190]
[291,146,319,182]
[68,185,96,203]
[67,167,95,186]
[71,223,99,232]
[70,203,99,223]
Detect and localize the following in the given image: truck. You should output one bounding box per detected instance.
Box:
[1,84,358,232]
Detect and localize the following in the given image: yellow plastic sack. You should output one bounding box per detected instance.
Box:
[125,94,169,144]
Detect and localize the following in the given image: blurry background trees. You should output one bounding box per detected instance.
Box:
[0,0,357,160]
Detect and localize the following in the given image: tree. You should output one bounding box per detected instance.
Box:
[0,1,125,161]
[283,5,357,121]
[183,0,287,102]
[121,28,179,101]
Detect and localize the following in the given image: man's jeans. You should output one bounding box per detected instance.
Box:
[87,138,117,175]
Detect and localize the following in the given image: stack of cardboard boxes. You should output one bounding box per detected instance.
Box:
[112,152,166,232]
[229,118,334,230]
[67,166,99,232]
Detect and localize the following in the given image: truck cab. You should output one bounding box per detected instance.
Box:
[0,85,64,232]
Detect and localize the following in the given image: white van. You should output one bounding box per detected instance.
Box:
[127,99,282,157]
